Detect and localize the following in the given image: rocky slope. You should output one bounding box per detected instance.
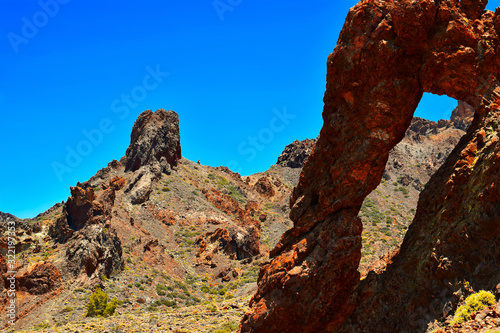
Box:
[0,109,295,332]
[0,99,482,332]
[240,0,500,332]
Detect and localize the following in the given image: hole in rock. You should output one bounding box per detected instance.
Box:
[358,94,474,274]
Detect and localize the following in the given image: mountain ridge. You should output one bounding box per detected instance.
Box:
[0,102,479,332]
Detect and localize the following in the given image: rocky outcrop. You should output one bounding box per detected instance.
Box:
[123,109,181,173]
[196,227,259,265]
[65,224,123,284]
[198,189,261,263]
[124,164,161,204]
[50,175,125,242]
[16,262,62,295]
[240,1,500,332]
[65,186,106,230]
[276,139,316,168]
[451,101,475,131]
[253,177,275,197]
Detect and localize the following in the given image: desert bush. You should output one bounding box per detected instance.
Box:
[450,290,495,325]
[86,287,118,317]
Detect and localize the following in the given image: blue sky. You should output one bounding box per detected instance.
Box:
[1,1,497,218]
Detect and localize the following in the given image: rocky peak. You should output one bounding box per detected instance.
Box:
[276,138,316,168]
[0,211,19,223]
[451,101,475,131]
[123,109,181,173]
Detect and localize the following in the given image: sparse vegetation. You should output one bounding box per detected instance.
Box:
[450,290,495,325]
[86,287,118,317]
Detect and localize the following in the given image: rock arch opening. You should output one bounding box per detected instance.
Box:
[241,1,500,332]
[357,97,474,275]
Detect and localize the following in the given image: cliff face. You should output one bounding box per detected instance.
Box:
[240,0,500,332]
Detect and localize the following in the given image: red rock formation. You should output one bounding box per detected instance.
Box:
[198,189,261,261]
[253,177,275,197]
[240,0,500,332]
[64,185,115,231]
[110,176,126,190]
[16,262,62,295]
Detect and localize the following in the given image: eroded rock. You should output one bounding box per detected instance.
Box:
[123,109,181,173]
[16,261,62,295]
[240,1,500,332]
[276,139,316,168]
[253,177,275,197]
[65,225,123,284]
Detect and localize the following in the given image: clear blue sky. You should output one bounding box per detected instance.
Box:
[1,1,497,218]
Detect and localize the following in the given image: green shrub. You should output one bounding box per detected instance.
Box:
[451,290,495,325]
[214,320,239,333]
[156,284,168,296]
[34,320,50,330]
[86,287,118,317]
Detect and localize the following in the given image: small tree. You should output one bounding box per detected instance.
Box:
[86,286,118,317]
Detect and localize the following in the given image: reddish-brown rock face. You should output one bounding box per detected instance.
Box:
[16,262,62,295]
[253,177,275,197]
[240,0,500,332]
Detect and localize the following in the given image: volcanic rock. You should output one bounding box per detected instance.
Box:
[123,109,181,173]
[65,224,123,284]
[451,101,475,131]
[240,1,500,332]
[196,227,259,262]
[124,164,162,204]
[253,177,275,197]
[276,139,316,168]
[63,185,115,231]
[16,261,62,295]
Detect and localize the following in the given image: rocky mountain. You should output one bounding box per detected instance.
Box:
[241,0,500,332]
[0,109,294,332]
[0,10,496,328]
[0,98,483,332]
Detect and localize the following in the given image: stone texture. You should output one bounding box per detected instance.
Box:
[16,262,62,295]
[276,139,316,168]
[64,186,115,231]
[124,164,162,204]
[196,227,259,263]
[123,109,181,173]
[451,101,475,131]
[65,225,123,284]
[253,177,275,197]
[240,1,500,332]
